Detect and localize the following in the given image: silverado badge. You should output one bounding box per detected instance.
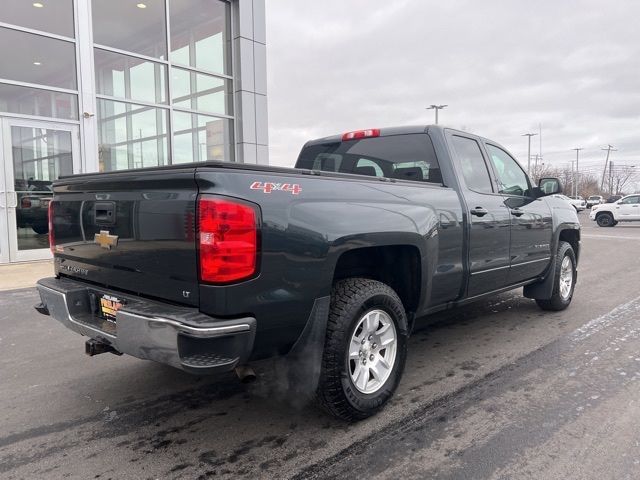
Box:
[94,230,118,250]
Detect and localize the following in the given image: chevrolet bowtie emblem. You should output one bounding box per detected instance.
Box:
[94,230,118,250]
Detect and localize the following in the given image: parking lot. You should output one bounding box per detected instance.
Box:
[1,212,639,479]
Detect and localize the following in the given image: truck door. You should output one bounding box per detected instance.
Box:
[483,143,553,283]
[615,195,640,220]
[448,134,511,297]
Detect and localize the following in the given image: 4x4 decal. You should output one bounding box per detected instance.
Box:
[250,181,301,195]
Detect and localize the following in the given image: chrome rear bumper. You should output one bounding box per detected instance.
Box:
[36,277,256,374]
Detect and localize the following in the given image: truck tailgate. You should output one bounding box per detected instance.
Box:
[51,168,199,306]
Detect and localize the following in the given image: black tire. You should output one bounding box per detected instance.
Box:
[536,241,577,311]
[316,278,408,421]
[32,223,49,235]
[596,212,614,227]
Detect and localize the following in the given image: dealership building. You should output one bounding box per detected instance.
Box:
[0,0,268,264]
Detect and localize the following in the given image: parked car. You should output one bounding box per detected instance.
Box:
[568,195,587,211]
[586,195,604,208]
[606,195,623,203]
[552,194,584,212]
[590,194,640,226]
[35,125,580,421]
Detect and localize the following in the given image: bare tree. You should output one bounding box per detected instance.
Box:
[608,165,638,195]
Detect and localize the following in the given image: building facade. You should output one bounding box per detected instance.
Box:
[0,0,267,264]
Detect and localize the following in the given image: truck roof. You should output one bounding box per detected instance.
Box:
[303,125,491,147]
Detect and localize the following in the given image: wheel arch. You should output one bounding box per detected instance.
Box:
[332,244,423,331]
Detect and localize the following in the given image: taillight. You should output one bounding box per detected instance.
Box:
[21,197,32,208]
[48,200,55,254]
[198,196,258,283]
[341,128,380,141]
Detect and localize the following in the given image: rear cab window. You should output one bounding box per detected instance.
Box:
[296,134,443,184]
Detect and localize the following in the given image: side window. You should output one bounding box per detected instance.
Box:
[354,158,384,177]
[486,144,530,196]
[620,196,640,204]
[450,135,493,193]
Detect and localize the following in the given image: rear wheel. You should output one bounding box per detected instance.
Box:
[316,278,408,421]
[596,213,614,227]
[536,241,576,311]
[32,223,48,235]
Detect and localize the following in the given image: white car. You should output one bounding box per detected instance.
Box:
[568,196,587,211]
[590,194,640,227]
[586,195,604,208]
[552,194,585,212]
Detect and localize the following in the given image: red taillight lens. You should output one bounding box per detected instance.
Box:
[48,200,55,254]
[341,128,380,141]
[21,197,32,208]
[198,196,258,283]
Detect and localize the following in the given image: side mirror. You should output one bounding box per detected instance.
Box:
[538,177,562,195]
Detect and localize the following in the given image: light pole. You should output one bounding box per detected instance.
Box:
[522,133,538,174]
[572,147,583,197]
[426,104,447,125]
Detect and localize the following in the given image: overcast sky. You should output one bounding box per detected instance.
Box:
[265,0,640,188]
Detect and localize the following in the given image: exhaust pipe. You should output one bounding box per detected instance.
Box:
[235,365,257,383]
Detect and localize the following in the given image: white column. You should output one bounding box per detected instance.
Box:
[232,0,268,164]
[75,0,99,173]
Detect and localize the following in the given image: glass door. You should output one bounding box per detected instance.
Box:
[1,118,80,263]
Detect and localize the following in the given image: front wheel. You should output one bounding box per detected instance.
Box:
[316,278,408,421]
[596,213,615,227]
[536,241,577,311]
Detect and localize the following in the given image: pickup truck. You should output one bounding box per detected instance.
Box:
[35,125,580,421]
[590,193,640,226]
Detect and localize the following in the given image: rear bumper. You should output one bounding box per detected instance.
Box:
[36,277,256,375]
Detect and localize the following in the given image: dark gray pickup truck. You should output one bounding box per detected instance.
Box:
[36,125,580,420]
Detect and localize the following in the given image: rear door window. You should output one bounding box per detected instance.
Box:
[296,134,443,184]
[450,135,493,194]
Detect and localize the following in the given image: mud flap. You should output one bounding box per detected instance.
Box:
[283,296,330,401]
[523,255,556,300]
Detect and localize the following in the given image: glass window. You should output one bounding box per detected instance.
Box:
[97,99,169,171]
[486,144,530,196]
[92,0,167,59]
[354,158,384,177]
[11,126,73,250]
[0,27,77,89]
[0,0,75,38]
[94,49,167,104]
[169,0,231,74]
[450,135,493,193]
[0,82,78,120]
[296,134,442,184]
[620,196,640,204]
[173,112,234,163]
[171,68,232,115]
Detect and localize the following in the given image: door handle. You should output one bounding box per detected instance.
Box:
[470,207,488,217]
[510,208,524,217]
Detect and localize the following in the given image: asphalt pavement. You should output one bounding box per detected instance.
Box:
[1,211,639,479]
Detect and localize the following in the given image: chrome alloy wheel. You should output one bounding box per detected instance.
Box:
[348,309,397,394]
[559,255,573,300]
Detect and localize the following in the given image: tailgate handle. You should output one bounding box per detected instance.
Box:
[94,201,116,225]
